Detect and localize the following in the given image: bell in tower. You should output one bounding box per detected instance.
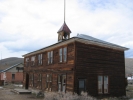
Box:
[57,21,71,42]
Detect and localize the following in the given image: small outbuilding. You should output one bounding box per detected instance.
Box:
[0,63,23,84]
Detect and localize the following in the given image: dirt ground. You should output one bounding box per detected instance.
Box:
[0,84,133,100]
[0,88,43,100]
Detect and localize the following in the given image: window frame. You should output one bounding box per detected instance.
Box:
[25,58,29,67]
[59,47,67,63]
[38,54,43,66]
[47,51,53,65]
[31,56,36,66]
[98,75,109,94]
[12,74,15,80]
[46,74,52,91]
[30,73,34,87]
[58,74,66,92]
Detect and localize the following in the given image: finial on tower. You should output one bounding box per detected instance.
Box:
[64,0,66,22]
[57,0,72,42]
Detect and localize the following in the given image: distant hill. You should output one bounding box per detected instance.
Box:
[125,58,133,76]
[0,57,24,70]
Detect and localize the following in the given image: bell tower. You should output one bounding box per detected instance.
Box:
[57,0,71,42]
[57,22,71,42]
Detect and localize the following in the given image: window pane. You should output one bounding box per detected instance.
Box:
[79,80,84,88]
[59,49,62,62]
[47,74,49,82]
[58,84,61,92]
[98,76,103,93]
[40,54,42,65]
[51,51,53,63]
[48,52,50,64]
[62,85,66,92]
[12,74,15,80]
[104,76,108,93]
[63,47,67,62]
[58,75,61,83]
[49,74,52,82]
[62,75,66,84]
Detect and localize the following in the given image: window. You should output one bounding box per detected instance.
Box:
[98,75,109,94]
[38,74,42,81]
[104,76,108,93]
[78,79,86,94]
[46,74,52,91]
[25,58,29,67]
[59,49,62,62]
[58,74,66,92]
[30,74,34,87]
[48,51,53,64]
[12,74,15,80]
[38,54,43,65]
[59,47,67,62]
[63,47,67,62]
[31,56,35,66]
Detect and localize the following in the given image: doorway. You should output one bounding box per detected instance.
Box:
[78,79,86,94]
[58,74,66,92]
[25,73,29,89]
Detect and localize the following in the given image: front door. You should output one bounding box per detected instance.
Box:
[78,79,86,94]
[58,75,66,92]
[25,73,29,89]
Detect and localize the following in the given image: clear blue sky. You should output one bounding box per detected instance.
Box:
[0,0,133,59]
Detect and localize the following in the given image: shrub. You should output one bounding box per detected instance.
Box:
[44,91,96,100]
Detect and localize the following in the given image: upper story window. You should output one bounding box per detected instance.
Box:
[31,56,36,66]
[48,51,53,64]
[59,47,67,62]
[25,58,29,67]
[38,54,43,65]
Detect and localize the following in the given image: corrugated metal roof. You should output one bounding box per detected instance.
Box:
[23,34,129,57]
[74,34,128,50]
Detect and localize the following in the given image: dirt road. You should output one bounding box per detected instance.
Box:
[0,88,43,100]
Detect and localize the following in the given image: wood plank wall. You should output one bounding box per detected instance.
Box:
[23,42,75,92]
[74,41,126,97]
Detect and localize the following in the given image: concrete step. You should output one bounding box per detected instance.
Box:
[12,89,31,94]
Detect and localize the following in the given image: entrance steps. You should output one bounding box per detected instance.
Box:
[12,89,31,94]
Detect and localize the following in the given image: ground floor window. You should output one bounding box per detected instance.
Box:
[58,74,66,92]
[78,79,86,94]
[12,74,15,80]
[38,74,42,89]
[98,75,109,94]
[30,73,34,87]
[46,74,52,91]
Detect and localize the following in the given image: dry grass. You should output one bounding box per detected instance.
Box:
[44,92,96,100]
[3,83,23,89]
[126,84,133,98]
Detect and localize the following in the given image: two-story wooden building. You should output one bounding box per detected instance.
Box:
[23,21,128,97]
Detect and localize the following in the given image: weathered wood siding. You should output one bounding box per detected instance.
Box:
[23,43,75,92]
[74,41,126,97]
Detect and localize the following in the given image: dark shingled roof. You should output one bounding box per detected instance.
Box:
[0,63,23,73]
[57,22,71,33]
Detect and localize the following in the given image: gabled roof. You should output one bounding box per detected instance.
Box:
[23,34,129,57]
[0,63,23,73]
[57,22,71,33]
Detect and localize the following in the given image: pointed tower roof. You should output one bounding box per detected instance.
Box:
[57,22,71,34]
